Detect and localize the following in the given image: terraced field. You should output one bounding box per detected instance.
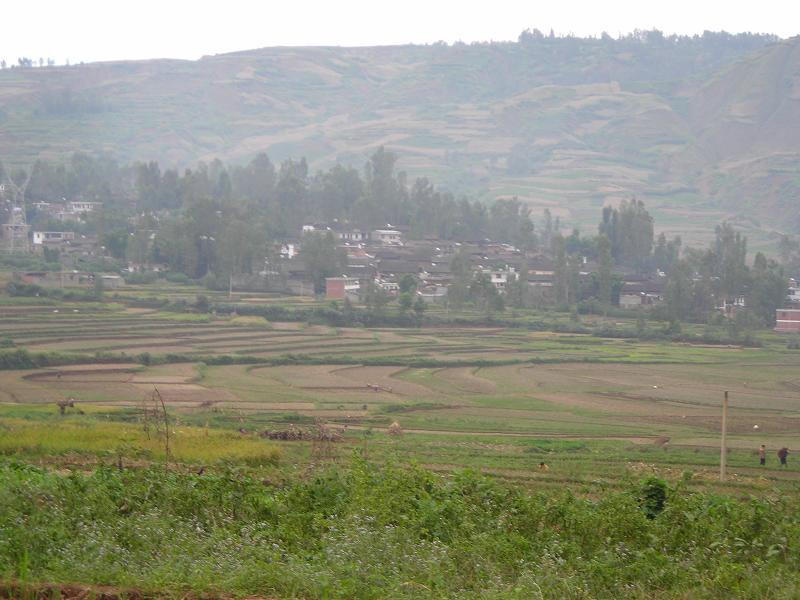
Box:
[2,298,800,493]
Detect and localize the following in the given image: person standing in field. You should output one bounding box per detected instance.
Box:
[777,447,789,467]
[759,445,766,466]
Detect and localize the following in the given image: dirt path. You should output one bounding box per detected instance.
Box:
[0,580,276,599]
[341,424,656,442]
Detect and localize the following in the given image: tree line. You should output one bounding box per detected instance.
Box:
[544,203,788,328]
[3,149,794,329]
[6,149,537,281]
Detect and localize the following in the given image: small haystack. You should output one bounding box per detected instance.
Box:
[387,421,403,436]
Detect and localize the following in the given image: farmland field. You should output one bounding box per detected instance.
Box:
[3,289,800,598]
[3,292,800,493]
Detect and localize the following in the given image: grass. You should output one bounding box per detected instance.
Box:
[225,315,272,328]
[0,416,281,466]
[1,459,800,598]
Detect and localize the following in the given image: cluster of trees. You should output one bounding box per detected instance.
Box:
[446,250,508,314]
[4,148,793,329]
[599,199,655,271]
[545,200,680,308]
[10,149,537,281]
[514,29,778,85]
[129,148,537,247]
[662,224,787,327]
[1,58,61,69]
[542,203,788,328]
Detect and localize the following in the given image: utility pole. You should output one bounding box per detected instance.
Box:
[1,163,32,254]
[720,391,729,481]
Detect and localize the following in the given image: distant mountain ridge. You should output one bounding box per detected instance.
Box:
[0,31,798,237]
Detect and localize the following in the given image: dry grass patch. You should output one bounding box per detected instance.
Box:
[0,418,281,465]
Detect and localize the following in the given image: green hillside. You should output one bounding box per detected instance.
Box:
[1,32,798,238]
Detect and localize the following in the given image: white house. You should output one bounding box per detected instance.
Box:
[372,229,403,245]
[68,201,101,213]
[33,231,75,245]
[337,230,369,243]
[478,266,517,291]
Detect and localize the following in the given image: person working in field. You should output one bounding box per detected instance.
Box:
[759,444,766,466]
[777,447,789,467]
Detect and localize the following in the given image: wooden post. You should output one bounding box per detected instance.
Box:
[720,391,729,481]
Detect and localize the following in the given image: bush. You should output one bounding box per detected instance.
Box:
[639,475,668,519]
[123,271,159,285]
[164,272,193,285]
[0,462,798,598]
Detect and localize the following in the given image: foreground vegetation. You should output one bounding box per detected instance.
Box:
[2,286,800,597]
[2,459,799,599]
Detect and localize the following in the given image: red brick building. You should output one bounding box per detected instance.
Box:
[775,308,800,333]
[325,277,360,301]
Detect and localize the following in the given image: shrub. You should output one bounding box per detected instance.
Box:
[0,462,798,598]
[164,272,193,285]
[639,475,668,519]
[123,271,159,285]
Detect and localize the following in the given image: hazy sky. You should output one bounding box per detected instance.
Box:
[2,0,798,64]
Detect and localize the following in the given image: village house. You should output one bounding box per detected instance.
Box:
[478,265,518,291]
[301,223,330,234]
[374,278,400,295]
[68,201,101,214]
[419,262,454,287]
[786,279,800,304]
[718,295,747,318]
[337,229,369,243]
[371,228,403,246]
[99,274,124,289]
[775,308,800,333]
[278,242,298,259]
[774,279,800,333]
[325,276,361,301]
[284,259,314,296]
[417,284,448,304]
[32,231,76,246]
[49,201,103,222]
[618,280,665,309]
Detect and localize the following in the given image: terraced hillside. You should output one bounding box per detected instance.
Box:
[1,33,799,235]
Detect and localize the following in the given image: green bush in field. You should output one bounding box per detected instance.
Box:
[123,271,159,285]
[0,459,798,598]
[639,476,668,519]
[164,272,194,285]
